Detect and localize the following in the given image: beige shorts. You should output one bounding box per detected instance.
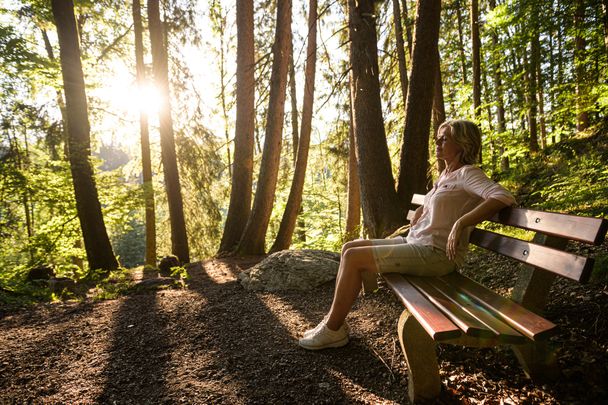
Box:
[371,237,456,276]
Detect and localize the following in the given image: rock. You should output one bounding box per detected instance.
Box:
[133,277,180,290]
[48,277,76,294]
[142,265,159,279]
[238,249,340,292]
[26,265,55,282]
[159,255,180,277]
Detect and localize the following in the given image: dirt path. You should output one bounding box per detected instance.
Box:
[1,250,607,404]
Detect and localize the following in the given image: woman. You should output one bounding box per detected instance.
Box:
[299,119,515,350]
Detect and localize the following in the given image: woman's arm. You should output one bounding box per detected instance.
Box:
[446,197,510,261]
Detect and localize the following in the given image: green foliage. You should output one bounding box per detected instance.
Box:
[169,265,190,280]
[591,253,608,282]
[88,267,135,300]
[511,131,608,217]
[175,124,225,260]
[111,218,145,268]
[0,24,49,76]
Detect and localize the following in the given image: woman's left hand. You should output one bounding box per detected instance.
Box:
[447,220,463,261]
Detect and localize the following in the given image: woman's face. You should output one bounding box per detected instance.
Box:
[435,126,463,163]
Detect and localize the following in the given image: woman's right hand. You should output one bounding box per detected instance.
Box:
[411,206,423,226]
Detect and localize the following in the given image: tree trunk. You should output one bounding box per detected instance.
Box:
[270,0,317,253]
[237,0,291,255]
[345,81,361,242]
[536,37,547,149]
[393,0,409,105]
[471,0,481,119]
[489,0,509,171]
[289,51,299,163]
[218,0,255,255]
[349,0,404,239]
[396,0,441,210]
[7,131,33,253]
[432,49,446,176]
[148,0,189,263]
[51,0,118,272]
[528,35,540,153]
[400,0,413,57]
[574,0,589,131]
[455,0,468,84]
[132,0,157,267]
[216,7,232,178]
[41,28,69,159]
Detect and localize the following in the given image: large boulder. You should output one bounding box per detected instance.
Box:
[238,249,340,292]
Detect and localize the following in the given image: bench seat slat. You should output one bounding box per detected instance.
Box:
[421,277,527,345]
[382,273,461,341]
[441,272,557,341]
[405,277,497,339]
[470,229,594,282]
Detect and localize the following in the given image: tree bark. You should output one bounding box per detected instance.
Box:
[432,49,446,176]
[345,80,361,242]
[218,0,255,255]
[400,0,413,57]
[132,0,157,267]
[455,0,468,84]
[148,0,189,263]
[471,0,481,119]
[349,0,404,239]
[393,0,409,105]
[237,0,291,255]
[270,0,317,253]
[51,0,118,272]
[397,0,441,211]
[289,51,299,163]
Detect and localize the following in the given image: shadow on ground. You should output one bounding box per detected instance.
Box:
[1,250,607,403]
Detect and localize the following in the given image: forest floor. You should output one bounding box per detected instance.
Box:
[1,244,607,404]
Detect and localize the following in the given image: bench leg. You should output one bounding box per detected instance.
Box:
[511,341,559,382]
[398,310,441,403]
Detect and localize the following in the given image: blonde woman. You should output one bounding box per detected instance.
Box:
[299,120,515,350]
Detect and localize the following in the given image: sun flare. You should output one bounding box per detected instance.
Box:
[113,81,163,117]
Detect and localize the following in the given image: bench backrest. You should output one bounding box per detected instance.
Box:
[408,193,608,283]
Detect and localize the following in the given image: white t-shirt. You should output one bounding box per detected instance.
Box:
[406,165,516,265]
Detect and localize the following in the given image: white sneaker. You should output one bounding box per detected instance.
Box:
[299,323,349,350]
[303,316,349,338]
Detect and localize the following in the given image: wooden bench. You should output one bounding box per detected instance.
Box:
[362,194,608,403]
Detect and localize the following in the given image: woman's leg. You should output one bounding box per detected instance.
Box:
[326,240,453,331]
[325,245,380,331]
[335,238,401,288]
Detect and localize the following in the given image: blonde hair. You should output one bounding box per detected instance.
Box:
[438,120,482,165]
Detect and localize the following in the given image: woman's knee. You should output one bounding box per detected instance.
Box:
[342,247,377,272]
[342,239,371,255]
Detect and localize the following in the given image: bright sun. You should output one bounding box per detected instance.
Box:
[93,61,164,148]
[135,81,162,117]
[112,80,162,118]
